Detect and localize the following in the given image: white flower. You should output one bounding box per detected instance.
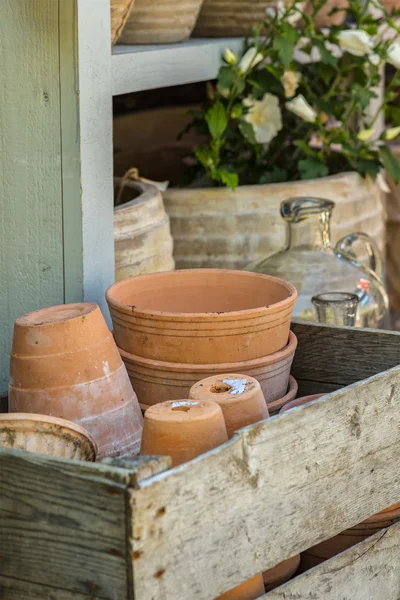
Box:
[325,41,343,59]
[357,128,375,141]
[376,172,390,193]
[387,43,400,69]
[294,38,322,64]
[286,95,317,123]
[369,53,380,66]
[330,143,343,153]
[281,71,301,98]
[244,93,283,144]
[224,48,237,66]
[239,47,264,73]
[384,126,400,140]
[338,30,374,57]
[265,6,276,17]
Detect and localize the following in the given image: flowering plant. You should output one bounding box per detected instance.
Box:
[184,0,400,190]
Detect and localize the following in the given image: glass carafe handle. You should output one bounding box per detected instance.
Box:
[334,232,383,279]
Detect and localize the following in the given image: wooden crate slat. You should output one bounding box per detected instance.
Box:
[0,574,104,600]
[130,365,400,600]
[264,522,400,599]
[291,322,400,386]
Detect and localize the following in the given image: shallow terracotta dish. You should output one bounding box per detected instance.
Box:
[0,413,97,461]
[120,332,297,408]
[216,574,265,599]
[279,393,325,414]
[9,303,143,459]
[107,269,297,364]
[265,376,298,415]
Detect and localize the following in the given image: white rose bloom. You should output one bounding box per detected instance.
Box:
[286,95,317,123]
[357,128,375,141]
[238,47,264,73]
[224,48,237,66]
[281,71,301,98]
[369,53,380,66]
[244,93,283,144]
[384,126,400,140]
[338,30,373,57]
[294,38,322,64]
[387,43,400,69]
[325,41,343,59]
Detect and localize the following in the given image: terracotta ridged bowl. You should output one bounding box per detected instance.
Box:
[106,270,297,364]
[9,303,143,459]
[120,331,297,409]
[0,413,97,461]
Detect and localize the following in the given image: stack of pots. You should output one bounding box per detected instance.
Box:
[106,269,298,416]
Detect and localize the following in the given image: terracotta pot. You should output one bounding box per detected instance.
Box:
[119,333,297,408]
[279,393,325,414]
[263,554,301,592]
[107,270,297,364]
[140,399,228,466]
[266,376,298,416]
[111,0,135,44]
[9,303,143,459]
[301,505,400,570]
[189,374,268,438]
[0,413,97,461]
[216,575,265,600]
[304,0,348,28]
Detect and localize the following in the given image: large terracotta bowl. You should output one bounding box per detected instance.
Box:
[106,269,297,364]
[0,413,97,461]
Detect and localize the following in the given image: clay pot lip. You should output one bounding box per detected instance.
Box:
[15,303,98,328]
[119,330,297,372]
[279,393,326,414]
[267,375,298,413]
[144,399,223,422]
[106,269,297,321]
[1,413,98,457]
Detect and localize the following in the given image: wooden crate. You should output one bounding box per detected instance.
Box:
[1,321,400,600]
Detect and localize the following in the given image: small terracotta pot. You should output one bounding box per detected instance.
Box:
[263,554,301,592]
[140,399,228,467]
[279,393,325,414]
[266,376,298,416]
[106,270,297,364]
[9,303,143,459]
[216,574,265,600]
[189,374,268,438]
[119,332,297,408]
[0,413,97,461]
[305,0,348,27]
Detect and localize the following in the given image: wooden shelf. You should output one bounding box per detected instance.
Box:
[112,38,244,96]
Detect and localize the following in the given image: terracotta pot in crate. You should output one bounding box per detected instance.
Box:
[118,0,204,44]
[111,0,135,44]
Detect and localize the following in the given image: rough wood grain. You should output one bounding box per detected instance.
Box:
[264,522,400,599]
[291,321,400,386]
[129,365,400,600]
[0,575,101,600]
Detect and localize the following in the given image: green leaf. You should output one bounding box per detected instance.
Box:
[387,106,400,128]
[314,39,338,67]
[273,23,299,69]
[218,169,239,189]
[259,168,288,184]
[380,146,400,184]
[217,67,245,95]
[239,120,257,144]
[195,147,215,168]
[298,158,329,180]
[294,140,315,157]
[205,101,228,140]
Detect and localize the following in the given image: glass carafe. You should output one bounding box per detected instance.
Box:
[248,197,390,329]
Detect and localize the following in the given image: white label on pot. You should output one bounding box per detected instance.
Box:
[222,379,247,395]
[171,401,198,408]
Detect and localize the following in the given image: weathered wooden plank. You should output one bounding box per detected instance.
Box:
[101,455,172,486]
[129,366,400,600]
[0,575,101,600]
[292,321,400,386]
[264,522,400,599]
[0,449,130,599]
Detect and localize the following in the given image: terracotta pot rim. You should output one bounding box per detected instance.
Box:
[267,376,298,413]
[15,302,98,328]
[119,330,297,372]
[1,412,98,456]
[279,393,326,414]
[106,269,297,321]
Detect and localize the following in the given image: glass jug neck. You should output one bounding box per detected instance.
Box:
[287,211,332,250]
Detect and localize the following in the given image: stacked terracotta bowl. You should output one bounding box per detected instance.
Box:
[106,269,298,414]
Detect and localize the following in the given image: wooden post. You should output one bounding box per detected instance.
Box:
[0,0,115,394]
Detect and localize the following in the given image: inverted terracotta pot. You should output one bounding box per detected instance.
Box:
[216,574,265,600]
[140,399,228,467]
[279,393,325,414]
[263,554,301,592]
[189,374,268,438]
[9,303,143,459]
[119,332,297,408]
[0,413,97,461]
[106,270,297,364]
[266,376,298,416]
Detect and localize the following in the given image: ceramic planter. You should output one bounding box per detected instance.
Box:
[114,178,175,281]
[0,413,97,461]
[216,574,265,600]
[263,554,301,592]
[189,374,268,438]
[304,0,347,27]
[119,332,297,408]
[111,0,135,44]
[279,393,325,414]
[9,303,143,459]
[107,270,297,364]
[118,0,204,44]
[140,399,228,466]
[265,376,298,416]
